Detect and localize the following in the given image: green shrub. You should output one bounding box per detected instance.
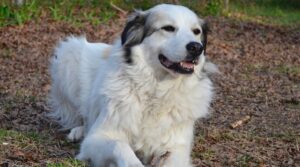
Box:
[205,0,223,16]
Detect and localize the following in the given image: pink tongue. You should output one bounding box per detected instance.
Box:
[180,62,194,69]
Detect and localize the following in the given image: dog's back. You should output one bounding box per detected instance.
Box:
[49,36,111,130]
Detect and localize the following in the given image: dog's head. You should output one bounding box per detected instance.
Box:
[121,4,209,75]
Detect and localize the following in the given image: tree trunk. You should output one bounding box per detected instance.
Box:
[224,0,229,12]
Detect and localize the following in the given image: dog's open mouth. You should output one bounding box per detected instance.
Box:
[159,54,198,74]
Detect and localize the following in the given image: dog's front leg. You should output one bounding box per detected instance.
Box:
[162,146,193,167]
[77,134,144,167]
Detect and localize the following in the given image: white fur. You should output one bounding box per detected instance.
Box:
[49,4,215,167]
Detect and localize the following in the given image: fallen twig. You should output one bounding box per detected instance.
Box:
[110,2,127,15]
[230,115,251,129]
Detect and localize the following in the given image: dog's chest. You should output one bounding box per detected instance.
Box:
[132,81,200,154]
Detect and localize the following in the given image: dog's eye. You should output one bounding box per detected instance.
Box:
[193,28,201,35]
[161,25,175,32]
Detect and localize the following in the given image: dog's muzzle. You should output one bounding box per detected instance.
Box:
[185,42,203,61]
[159,42,203,74]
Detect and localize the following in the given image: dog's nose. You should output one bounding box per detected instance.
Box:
[186,42,203,57]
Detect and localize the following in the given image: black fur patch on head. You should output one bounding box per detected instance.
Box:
[124,47,132,64]
[121,11,148,48]
[121,11,156,64]
[201,21,209,54]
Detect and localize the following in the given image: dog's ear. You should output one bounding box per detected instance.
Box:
[200,20,209,54]
[121,10,148,47]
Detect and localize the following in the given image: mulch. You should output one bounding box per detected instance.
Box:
[0,14,299,166]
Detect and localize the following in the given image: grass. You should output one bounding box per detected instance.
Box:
[193,129,300,165]
[0,0,117,27]
[0,129,46,158]
[1,93,37,113]
[1,0,299,27]
[0,0,163,27]
[0,129,87,166]
[0,48,12,58]
[0,0,40,26]
[47,159,86,167]
[0,129,42,142]
[236,154,255,167]
[275,65,300,76]
[228,0,300,26]
[0,128,83,166]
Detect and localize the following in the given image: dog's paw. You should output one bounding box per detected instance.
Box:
[116,159,144,167]
[130,164,144,167]
[67,126,84,142]
[122,163,144,167]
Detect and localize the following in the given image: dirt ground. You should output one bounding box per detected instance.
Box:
[0,14,299,166]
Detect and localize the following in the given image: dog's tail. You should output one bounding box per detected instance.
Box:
[48,36,85,130]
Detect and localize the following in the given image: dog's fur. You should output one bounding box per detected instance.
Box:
[49,4,217,167]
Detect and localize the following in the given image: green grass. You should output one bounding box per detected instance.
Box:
[228,0,300,26]
[1,0,299,27]
[47,159,86,167]
[0,0,118,26]
[0,0,159,27]
[0,0,237,27]
[0,128,83,166]
[0,129,43,142]
[275,65,300,76]
[0,129,48,158]
[236,154,255,167]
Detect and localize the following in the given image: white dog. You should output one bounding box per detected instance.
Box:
[49,4,217,167]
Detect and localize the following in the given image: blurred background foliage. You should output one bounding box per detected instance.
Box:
[0,0,300,27]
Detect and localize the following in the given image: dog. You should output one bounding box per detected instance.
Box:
[49,4,217,167]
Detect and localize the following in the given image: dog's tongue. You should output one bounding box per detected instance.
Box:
[180,61,194,69]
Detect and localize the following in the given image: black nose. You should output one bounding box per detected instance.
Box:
[186,42,203,57]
